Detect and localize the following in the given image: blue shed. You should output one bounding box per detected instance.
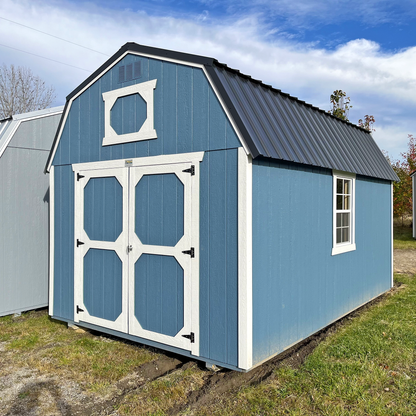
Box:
[45,43,398,371]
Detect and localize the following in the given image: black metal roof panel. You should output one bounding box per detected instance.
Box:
[46,42,398,181]
[211,63,398,182]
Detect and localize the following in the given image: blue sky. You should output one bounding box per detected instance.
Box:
[0,0,415,159]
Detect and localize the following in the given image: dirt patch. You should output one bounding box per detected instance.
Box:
[394,249,416,274]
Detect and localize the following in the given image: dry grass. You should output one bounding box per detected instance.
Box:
[116,361,206,415]
[192,274,416,416]
[0,311,158,392]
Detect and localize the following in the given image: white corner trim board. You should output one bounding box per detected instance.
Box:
[102,79,157,146]
[391,182,394,288]
[48,166,55,317]
[238,147,253,370]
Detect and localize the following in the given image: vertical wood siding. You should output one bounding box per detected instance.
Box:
[52,57,240,366]
[84,248,123,321]
[53,149,239,366]
[53,164,75,320]
[252,159,392,366]
[135,173,184,247]
[0,114,60,317]
[135,254,184,337]
[199,149,238,367]
[0,148,50,316]
[52,55,240,167]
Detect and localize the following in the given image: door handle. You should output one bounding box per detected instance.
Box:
[127,245,133,253]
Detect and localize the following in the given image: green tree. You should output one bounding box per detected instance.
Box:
[329,89,352,121]
[389,134,416,225]
[329,90,375,131]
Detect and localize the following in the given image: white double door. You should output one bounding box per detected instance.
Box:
[73,156,201,354]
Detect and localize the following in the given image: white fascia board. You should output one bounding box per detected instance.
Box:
[0,119,20,158]
[46,50,250,172]
[12,106,64,121]
[238,147,253,370]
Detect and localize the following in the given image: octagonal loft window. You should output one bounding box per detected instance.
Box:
[110,93,147,136]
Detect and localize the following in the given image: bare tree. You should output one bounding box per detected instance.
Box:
[0,64,56,119]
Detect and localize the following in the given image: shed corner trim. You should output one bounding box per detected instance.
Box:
[238,147,253,370]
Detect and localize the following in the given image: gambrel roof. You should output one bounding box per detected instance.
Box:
[46,43,398,181]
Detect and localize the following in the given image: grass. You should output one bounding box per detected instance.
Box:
[393,217,416,249]
[0,311,159,392]
[117,362,206,415]
[194,274,416,415]
[1,254,416,414]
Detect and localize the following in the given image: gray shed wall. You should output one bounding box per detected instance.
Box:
[0,113,61,316]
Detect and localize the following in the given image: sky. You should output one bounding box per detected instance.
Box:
[0,0,415,160]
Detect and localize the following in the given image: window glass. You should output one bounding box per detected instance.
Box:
[335,177,352,245]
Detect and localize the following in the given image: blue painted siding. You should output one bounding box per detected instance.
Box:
[135,254,184,337]
[252,159,392,365]
[51,54,241,366]
[53,164,75,321]
[84,249,123,321]
[52,54,240,167]
[199,149,238,367]
[52,149,239,367]
[84,177,123,242]
[135,173,184,247]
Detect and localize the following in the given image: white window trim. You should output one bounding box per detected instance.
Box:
[102,79,157,146]
[332,170,356,256]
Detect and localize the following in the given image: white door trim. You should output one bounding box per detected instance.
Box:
[72,151,203,355]
[73,166,129,333]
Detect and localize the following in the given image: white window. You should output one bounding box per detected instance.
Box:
[332,171,356,255]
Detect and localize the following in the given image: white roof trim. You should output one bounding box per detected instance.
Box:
[45,50,250,172]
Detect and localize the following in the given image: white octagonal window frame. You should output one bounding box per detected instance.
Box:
[102,79,157,146]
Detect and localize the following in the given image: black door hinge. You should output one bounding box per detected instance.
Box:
[77,173,85,181]
[182,332,195,343]
[76,305,84,314]
[77,239,84,247]
[182,165,195,175]
[182,247,195,258]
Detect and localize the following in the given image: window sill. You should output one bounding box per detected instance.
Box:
[332,243,356,256]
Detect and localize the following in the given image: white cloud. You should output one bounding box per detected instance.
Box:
[0,0,414,158]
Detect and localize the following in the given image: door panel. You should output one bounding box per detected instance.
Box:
[84,177,123,242]
[128,163,193,351]
[73,154,201,354]
[135,173,184,247]
[84,248,123,322]
[74,167,129,333]
[134,254,184,337]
